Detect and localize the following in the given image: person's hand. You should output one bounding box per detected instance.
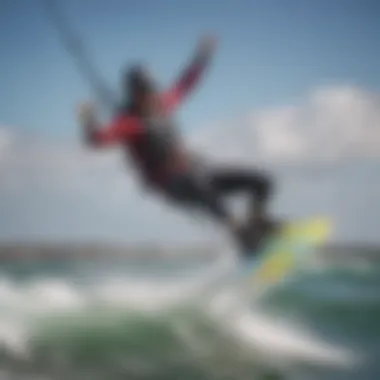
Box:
[76,101,97,126]
[197,34,218,56]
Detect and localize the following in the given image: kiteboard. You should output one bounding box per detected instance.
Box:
[243,217,332,288]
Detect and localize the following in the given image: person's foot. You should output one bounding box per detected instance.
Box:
[226,218,252,253]
[238,217,283,258]
[235,224,255,253]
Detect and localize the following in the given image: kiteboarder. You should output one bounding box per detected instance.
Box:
[77,35,278,254]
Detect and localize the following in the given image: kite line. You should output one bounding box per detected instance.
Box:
[43,0,117,112]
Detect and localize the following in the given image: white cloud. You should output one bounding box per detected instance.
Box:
[0,84,379,243]
[192,85,380,164]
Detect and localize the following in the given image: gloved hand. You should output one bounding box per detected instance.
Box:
[197,34,218,57]
[76,101,97,127]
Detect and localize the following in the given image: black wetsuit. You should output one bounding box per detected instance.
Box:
[85,49,274,249]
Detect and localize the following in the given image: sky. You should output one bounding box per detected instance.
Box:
[0,0,380,244]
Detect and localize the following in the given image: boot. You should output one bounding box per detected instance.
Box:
[234,223,256,254]
[243,201,283,254]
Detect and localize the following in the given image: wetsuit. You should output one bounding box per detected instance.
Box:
[85,49,273,228]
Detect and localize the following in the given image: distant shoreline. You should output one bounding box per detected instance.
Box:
[0,243,217,262]
[0,243,378,262]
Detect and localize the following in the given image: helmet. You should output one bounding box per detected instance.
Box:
[123,64,157,94]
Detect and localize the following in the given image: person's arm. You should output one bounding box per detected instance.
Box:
[163,35,217,112]
[77,102,140,147]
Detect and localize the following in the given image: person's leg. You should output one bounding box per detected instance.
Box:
[161,168,275,253]
[208,166,273,224]
[161,171,235,226]
[207,165,283,253]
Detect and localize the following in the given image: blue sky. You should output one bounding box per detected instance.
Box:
[0,0,380,243]
[1,0,380,137]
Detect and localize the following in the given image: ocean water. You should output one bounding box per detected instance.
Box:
[0,246,378,380]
